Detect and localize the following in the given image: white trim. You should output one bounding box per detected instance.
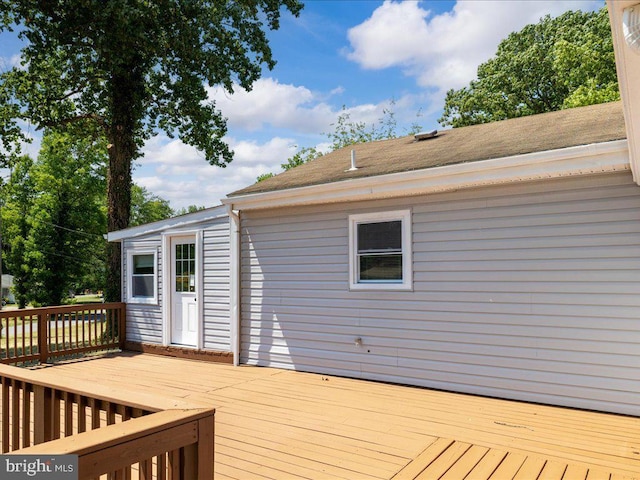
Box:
[196,231,204,350]
[107,205,227,242]
[161,234,170,346]
[348,210,412,291]
[223,141,630,211]
[227,206,241,366]
[126,249,159,305]
[163,231,202,349]
[608,2,640,184]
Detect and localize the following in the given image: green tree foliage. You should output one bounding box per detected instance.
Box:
[130,185,174,227]
[0,0,303,302]
[1,132,175,306]
[174,205,207,216]
[1,156,35,308]
[24,131,107,306]
[439,7,619,128]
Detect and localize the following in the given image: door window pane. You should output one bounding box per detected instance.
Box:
[175,243,196,292]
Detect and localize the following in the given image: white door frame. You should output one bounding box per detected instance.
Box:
[162,230,204,349]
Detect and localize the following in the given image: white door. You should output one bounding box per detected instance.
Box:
[170,236,198,346]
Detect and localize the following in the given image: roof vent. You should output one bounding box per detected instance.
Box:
[414,130,438,141]
[346,149,358,171]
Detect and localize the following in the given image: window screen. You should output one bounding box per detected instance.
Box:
[131,253,155,298]
[349,210,412,290]
[356,221,403,282]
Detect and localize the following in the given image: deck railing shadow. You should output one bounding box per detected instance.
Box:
[0,362,215,479]
[0,303,125,365]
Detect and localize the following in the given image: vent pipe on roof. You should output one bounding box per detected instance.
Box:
[347,149,358,171]
[415,130,438,141]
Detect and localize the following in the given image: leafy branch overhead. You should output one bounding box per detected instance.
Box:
[0,0,302,302]
[439,7,619,128]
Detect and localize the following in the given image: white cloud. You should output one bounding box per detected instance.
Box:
[206,78,336,134]
[0,54,22,71]
[346,0,603,92]
[137,134,299,209]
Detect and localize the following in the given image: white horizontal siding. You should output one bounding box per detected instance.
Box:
[123,237,163,344]
[121,215,231,352]
[202,218,231,351]
[240,172,640,415]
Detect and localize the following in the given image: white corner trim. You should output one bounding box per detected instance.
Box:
[608,1,640,184]
[226,206,241,367]
[161,233,171,346]
[223,140,630,211]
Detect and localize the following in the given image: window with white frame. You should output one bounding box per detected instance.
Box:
[127,250,158,304]
[349,210,412,290]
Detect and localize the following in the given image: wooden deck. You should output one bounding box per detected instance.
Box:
[36,352,640,480]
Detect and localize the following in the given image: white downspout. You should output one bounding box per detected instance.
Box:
[227,205,241,366]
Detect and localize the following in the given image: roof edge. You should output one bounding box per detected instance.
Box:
[223,140,631,211]
[107,204,228,242]
[608,1,640,184]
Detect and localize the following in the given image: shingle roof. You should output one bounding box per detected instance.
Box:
[229,101,626,197]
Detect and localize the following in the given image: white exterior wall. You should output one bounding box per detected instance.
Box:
[240,172,640,416]
[122,214,232,352]
[202,220,232,351]
[123,236,164,344]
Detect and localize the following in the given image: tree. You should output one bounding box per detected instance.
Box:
[0,155,35,308]
[174,205,207,216]
[439,7,619,128]
[130,185,174,227]
[0,0,303,302]
[24,131,107,306]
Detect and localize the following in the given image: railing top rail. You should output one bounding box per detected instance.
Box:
[13,407,215,479]
[0,362,203,413]
[15,408,215,456]
[0,302,125,319]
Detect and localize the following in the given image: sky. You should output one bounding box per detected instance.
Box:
[1,0,605,210]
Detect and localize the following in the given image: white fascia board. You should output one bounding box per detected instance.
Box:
[223,140,630,211]
[608,1,640,184]
[107,204,228,242]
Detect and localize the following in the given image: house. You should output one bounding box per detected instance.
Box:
[109,2,640,417]
[1,274,15,304]
[107,206,234,362]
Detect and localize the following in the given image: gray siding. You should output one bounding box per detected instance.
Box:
[240,172,640,416]
[122,215,231,352]
[202,218,232,351]
[123,236,163,344]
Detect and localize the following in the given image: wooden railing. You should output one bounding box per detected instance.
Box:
[0,302,125,365]
[0,363,215,479]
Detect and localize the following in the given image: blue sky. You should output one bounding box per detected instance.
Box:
[1,0,604,210]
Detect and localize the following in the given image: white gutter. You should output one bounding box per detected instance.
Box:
[226,205,241,367]
[222,140,631,211]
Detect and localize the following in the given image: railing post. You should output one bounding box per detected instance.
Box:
[37,312,48,364]
[33,385,53,445]
[119,303,126,350]
[197,414,215,480]
[182,414,215,479]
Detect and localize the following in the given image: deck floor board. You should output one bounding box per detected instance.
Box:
[35,352,640,479]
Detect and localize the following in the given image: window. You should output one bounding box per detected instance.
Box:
[128,250,158,304]
[349,210,412,290]
[175,242,196,293]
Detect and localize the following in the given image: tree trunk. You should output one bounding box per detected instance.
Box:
[104,73,142,304]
